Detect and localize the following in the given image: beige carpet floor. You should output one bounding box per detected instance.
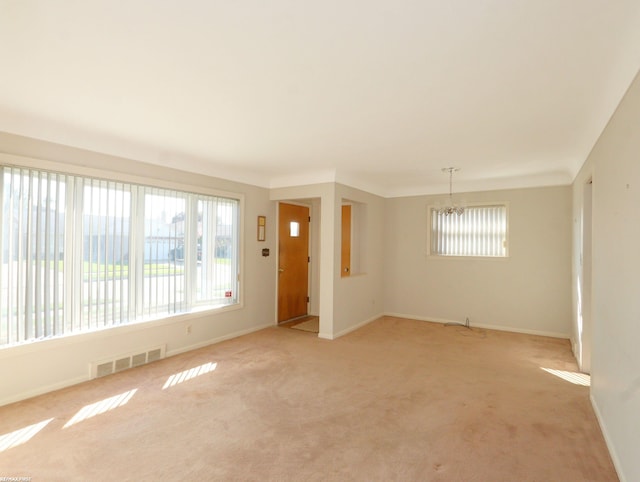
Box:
[0,317,617,481]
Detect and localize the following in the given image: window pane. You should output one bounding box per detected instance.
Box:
[82,180,131,328]
[431,205,507,257]
[196,197,239,305]
[1,168,67,344]
[143,190,186,316]
[0,164,241,348]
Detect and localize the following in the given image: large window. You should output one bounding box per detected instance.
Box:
[430,204,508,257]
[0,165,240,347]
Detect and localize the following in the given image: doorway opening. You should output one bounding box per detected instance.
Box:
[280,315,320,334]
[579,178,593,373]
[277,202,310,323]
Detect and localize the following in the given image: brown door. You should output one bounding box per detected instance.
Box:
[341,204,351,277]
[278,203,309,322]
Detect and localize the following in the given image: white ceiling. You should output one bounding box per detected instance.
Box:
[1,1,640,197]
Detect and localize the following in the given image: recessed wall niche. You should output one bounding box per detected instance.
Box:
[341,199,367,277]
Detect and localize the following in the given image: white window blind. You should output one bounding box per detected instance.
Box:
[1,168,67,343]
[81,178,132,329]
[142,188,186,317]
[0,165,240,347]
[430,204,507,257]
[195,196,239,305]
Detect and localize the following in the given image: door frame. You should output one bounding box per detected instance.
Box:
[276,200,316,323]
[579,178,593,373]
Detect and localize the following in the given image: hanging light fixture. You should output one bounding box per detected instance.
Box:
[438,167,465,216]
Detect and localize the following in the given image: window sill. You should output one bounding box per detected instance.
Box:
[0,302,242,359]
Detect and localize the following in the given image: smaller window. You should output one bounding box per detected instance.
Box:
[430,204,508,257]
[289,221,300,237]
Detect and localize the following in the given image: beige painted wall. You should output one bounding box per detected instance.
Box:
[384,186,572,337]
[572,69,640,482]
[333,184,385,337]
[0,133,277,406]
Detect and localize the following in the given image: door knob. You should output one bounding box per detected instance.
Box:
[278,268,285,272]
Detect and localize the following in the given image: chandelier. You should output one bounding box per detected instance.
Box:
[438,167,465,216]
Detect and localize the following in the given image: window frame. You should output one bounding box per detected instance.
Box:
[0,153,245,348]
[427,201,510,259]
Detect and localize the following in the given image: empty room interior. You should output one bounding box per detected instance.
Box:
[1,2,640,481]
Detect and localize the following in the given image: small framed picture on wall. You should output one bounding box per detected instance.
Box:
[257,216,266,241]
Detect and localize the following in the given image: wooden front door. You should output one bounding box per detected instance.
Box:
[278,203,309,322]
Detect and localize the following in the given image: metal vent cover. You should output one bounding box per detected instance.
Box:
[131,353,147,367]
[91,345,166,379]
[96,362,114,378]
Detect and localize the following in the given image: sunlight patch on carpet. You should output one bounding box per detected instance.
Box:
[63,389,138,428]
[0,418,54,452]
[541,367,590,386]
[162,362,217,390]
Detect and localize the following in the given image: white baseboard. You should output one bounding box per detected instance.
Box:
[0,375,89,408]
[321,312,384,340]
[0,322,273,408]
[165,322,273,357]
[384,312,570,339]
[590,394,626,482]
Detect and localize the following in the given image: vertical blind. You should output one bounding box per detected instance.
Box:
[81,178,132,330]
[0,165,240,347]
[431,205,507,257]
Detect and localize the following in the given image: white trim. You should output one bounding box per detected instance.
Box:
[0,304,242,359]
[165,322,273,357]
[0,153,242,201]
[269,169,573,199]
[384,312,570,339]
[0,374,89,408]
[591,394,626,482]
[320,313,383,340]
[269,169,337,189]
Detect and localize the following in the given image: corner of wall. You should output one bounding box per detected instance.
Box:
[590,394,627,482]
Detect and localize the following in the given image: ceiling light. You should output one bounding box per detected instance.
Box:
[438,167,465,216]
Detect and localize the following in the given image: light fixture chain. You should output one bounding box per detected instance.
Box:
[439,167,465,216]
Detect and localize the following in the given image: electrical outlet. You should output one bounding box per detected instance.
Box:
[186,325,192,335]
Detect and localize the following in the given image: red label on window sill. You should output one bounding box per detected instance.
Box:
[225,291,233,298]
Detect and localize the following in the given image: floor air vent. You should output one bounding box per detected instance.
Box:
[91,345,166,379]
[96,361,114,378]
[147,348,162,363]
[131,353,147,367]
[114,357,131,372]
